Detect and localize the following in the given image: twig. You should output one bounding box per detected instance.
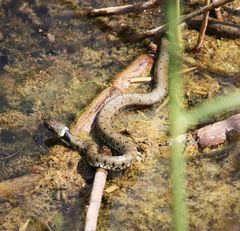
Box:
[211,0,224,20]
[0,141,31,160]
[222,5,240,15]
[88,0,160,16]
[0,174,40,199]
[129,76,152,83]
[195,0,210,51]
[84,167,108,231]
[127,67,196,83]
[182,0,232,22]
[125,0,234,40]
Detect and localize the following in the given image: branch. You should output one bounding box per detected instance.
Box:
[125,0,234,40]
[182,0,232,22]
[72,54,153,134]
[0,174,40,200]
[177,113,240,151]
[88,0,160,16]
[84,168,108,231]
[195,0,210,50]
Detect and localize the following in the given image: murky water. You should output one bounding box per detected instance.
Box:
[0,0,240,230]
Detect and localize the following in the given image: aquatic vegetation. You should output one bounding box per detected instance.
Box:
[167,0,240,230]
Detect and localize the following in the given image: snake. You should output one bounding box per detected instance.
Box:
[44,38,169,170]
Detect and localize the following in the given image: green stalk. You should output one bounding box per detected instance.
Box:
[166,1,240,230]
[167,0,188,230]
[185,92,240,126]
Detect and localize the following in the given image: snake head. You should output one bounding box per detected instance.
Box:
[43,119,70,138]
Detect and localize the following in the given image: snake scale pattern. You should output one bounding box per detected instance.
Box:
[44,38,168,170]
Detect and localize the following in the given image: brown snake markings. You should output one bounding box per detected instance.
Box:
[44,38,169,170]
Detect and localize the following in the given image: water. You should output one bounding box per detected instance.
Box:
[0,0,240,230]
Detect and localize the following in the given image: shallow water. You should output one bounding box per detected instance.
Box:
[0,0,240,230]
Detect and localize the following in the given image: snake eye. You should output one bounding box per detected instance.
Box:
[46,125,52,130]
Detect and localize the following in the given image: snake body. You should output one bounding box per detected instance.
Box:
[44,38,168,170]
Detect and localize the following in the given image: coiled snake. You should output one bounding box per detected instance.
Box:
[44,38,168,170]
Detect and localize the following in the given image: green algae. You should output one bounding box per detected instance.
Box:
[0,0,240,230]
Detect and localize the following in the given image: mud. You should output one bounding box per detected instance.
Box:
[0,0,239,230]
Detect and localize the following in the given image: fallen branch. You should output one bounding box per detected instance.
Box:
[187,16,240,38]
[124,0,234,40]
[222,5,240,15]
[195,0,210,51]
[73,54,153,134]
[88,0,160,16]
[182,0,233,22]
[0,54,153,199]
[84,168,108,231]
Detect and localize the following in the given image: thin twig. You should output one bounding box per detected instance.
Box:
[182,0,232,21]
[222,5,240,15]
[129,76,152,83]
[0,141,31,160]
[88,0,160,16]
[126,0,234,40]
[195,0,210,50]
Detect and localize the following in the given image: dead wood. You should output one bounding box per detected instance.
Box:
[187,16,240,38]
[196,113,240,148]
[211,0,224,20]
[88,0,161,17]
[72,54,153,134]
[195,0,210,51]
[84,168,108,231]
[0,54,153,199]
[124,0,234,41]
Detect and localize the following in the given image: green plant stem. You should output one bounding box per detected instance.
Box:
[167,0,188,230]
[185,92,240,126]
